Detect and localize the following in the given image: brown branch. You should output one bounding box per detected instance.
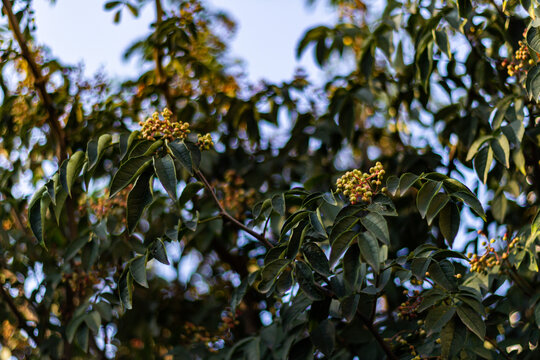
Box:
[357,311,398,360]
[0,284,39,343]
[195,169,274,249]
[2,0,66,161]
[485,337,511,360]
[153,0,175,114]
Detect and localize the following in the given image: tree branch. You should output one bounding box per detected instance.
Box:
[2,0,66,161]
[357,311,398,360]
[0,284,38,344]
[195,169,274,249]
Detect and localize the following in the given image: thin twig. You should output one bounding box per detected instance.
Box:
[195,170,274,249]
[2,0,66,161]
[485,337,511,360]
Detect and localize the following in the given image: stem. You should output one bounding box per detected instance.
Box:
[357,311,398,360]
[2,0,66,161]
[0,284,38,343]
[485,337,511,360]
[195,170,274,249]
[198,215,222,224]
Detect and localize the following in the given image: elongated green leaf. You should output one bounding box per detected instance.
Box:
[178,181,204,206]
[65,151,86,196]
[386,175,399,196]
[89,134,112,169]
[29,187,46,245]
[302,242,331,277]
[167,140,194,174]
[310,319,335,356]
[425,305,456,335]
[66,314,85,343]
[399,173,419,195]
[457,305,485,340]
[118,268,133,310]
[286,223,307,260]
[130,254,149,288]
[329,216,360,244]
[428,261,456,291]
[426,193,449,225]
[491,96,513,130]
[84,311,101,333]
[127,171,153,233]
[295,260,324,300]
[490,134,510,168]
[416,180,442,218]
[411,257,431,279]
[343,245,361,291]
[357,232,380,273]
[360,212,389,244]
[149,239,169,265]
[258,259,290,293]
[528,27,540,55]
[466,136,491,162]
[280,210,309,238]
[474,146,493,184]
[440,319,455,359]
[154,154,177,200]
[526,64,540,101]
[451,191,485,220]
[272,193,286,216]
[329,230,356,268]
[110,156,152,197]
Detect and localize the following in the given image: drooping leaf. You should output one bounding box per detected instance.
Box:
[310,319,335,356]
[295,260,324,301]
[271,193,286,216]
[149,239,169,265]
[110,156,152,197]
[490,134,510,168]
[65,151,86,196]
[167,140,195,174]
[258,259,290,293]
[357,232,380,273]
[153,154,177,200]
[416,180,443,218]
[118,268,133,310]
[329,230,356,268]
[425,305,456,335]
[130,254,149,288]
[127,171,153,233]
[178,181,204,206]
[457,305,486,340]
[360,212,389,244]
[426,193,449,225]
[473,146,493,184]
[302,242,331,277]
[438,202,460,245]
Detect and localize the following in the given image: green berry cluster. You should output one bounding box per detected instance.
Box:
[336,162,385,204]
[197,133,214,150]
[138,108,190,142]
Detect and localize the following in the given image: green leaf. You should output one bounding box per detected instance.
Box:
[438,202,460,245]
[491,134,510,168]
[118,268,133,310]
[28,187,46,245]
[399,173,419,195]
[434,29,451,59]
[310,319,335,356]
[271,193,286,216]
[329,230,356,268]
[360,212,389,244]
[532,208,540,235]
[426,193,449,225]
[451,190,485,220]
[65,151,86,197]
[357,232,380,273]
[491,96,513,129]
[428,261,456,291]
[130,254,149,288]
[457,0,472,18]
[386,175,399,196]
[280,210,309,239]
[167,140,195,175]
[526,64,540,101]
[491,191,507,223]
[343,245,362,291]
[89,134,112,169]
[416,180,443,218]
[440,319,455,359]
[258,259,290,293]
[66,314,86,343]
[127,171,153,233]
[110,156,152,197]
[286,223,307,260]
[528,27,540,54]
[302,242,330,277]
[178,181,204,206]
[153,154,177,200]
[149,239,169,265]
[534,301,540,328]
[425,305,456,335]
[466,135,491,162]
[84,311,101,333]
[474,145,493,184]
[295,260,324,301]
[411,257,431,279]
[457,305,486,340]
[329,215,360,244]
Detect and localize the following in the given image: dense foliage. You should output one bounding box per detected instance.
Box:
[2,0,540,358]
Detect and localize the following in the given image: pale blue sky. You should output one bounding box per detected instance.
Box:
[32,0,337,83]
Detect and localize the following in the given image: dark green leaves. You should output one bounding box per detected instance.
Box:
[126,171,153,233]
[166,140,200,175]
[310,319,335,356]
[28,187,47,247]
[528,26,540,56]
[295,260,324,301]
[153,154,177,200]
[178,181,204,206]
[425,305,455,335]
[302,242,330,277]
[416,180,443,218]
[329,230,356,268]
[149,239,169,265]
[130,254,148,288]
[457,305,485,340]
[439,202,460,244]
[360,212,389,244]
[64,151,86,196]
[357,232,380,273]
[526,64,540,101]
[110,156,152,197]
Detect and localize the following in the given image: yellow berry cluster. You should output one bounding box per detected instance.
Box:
[502,35,536,77]
[397,290,422,321]
[390,320,426,358]
[336,162,385,204]
[197,133,214,150]
[213,170,257,220]
[138,108,190,142]
[468,231,516,274]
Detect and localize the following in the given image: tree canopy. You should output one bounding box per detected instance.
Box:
[2,0,540,359]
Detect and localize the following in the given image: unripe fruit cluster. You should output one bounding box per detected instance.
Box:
[503,37,536,77]
[139,108,190,142]
[468,232,517,274]
[83,186,131,219]
[336,162,385,204]
[397,290,421,320]
[213,170,257,220]
[197,133,214,150]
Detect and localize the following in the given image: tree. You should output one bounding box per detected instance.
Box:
[2,0,540,358]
